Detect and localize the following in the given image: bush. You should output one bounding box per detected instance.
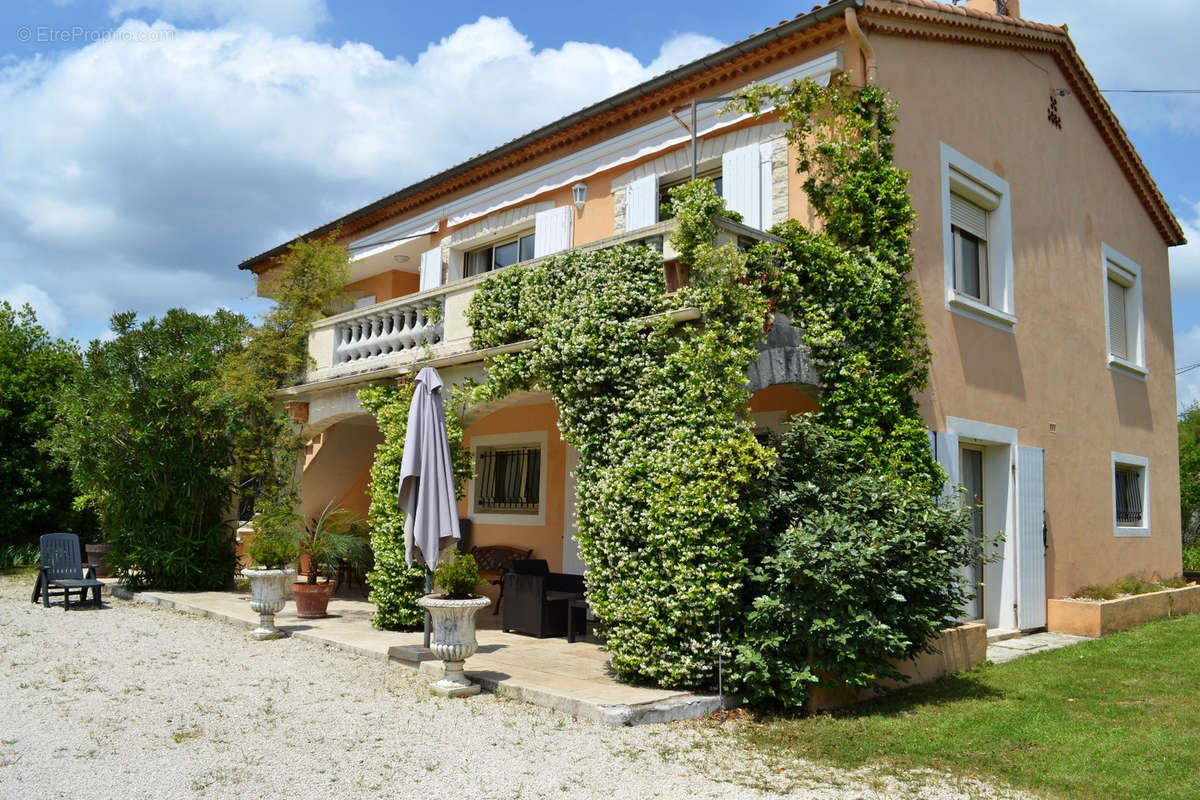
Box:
[734,416,975,710]
[434,552,481,598]
[1184,543,1200,572]
[0,543,40,569]
[49,309,246,590]
[246,533,297,571]
[1071,583,1119,601]
[1113,576,1162,596]
[0,302,84,549]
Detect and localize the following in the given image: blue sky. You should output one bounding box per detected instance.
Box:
[1,1,1197,402]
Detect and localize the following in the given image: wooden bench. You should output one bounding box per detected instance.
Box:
[470,545,532,615]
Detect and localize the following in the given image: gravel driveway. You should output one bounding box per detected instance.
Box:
[0,574,1026,799]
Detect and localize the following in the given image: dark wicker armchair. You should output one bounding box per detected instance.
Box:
[501,559,585,638]
[470,545,532,615]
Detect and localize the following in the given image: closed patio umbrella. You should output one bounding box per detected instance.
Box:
[398,366,461,646]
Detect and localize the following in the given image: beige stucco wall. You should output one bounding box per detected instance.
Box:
[874,35,1181,595]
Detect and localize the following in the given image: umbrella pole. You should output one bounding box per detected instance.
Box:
[423,567,433,648]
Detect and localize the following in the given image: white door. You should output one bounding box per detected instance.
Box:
[562,445,585,575]
[960,447,985,622]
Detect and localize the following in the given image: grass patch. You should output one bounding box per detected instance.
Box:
[737,614,1200,800]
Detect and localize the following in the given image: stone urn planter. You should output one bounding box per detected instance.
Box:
[242,567,296,640]
[417,594,491,697]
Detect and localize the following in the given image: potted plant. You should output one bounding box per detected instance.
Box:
[260,500,370,619]
[242,531,298,640]
[417,551,491,697]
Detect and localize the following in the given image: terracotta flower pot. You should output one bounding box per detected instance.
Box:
[292,580,335,619]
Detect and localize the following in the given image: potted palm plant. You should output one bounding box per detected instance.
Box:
[242,532,298,640]
[418,551,490,697]
[260,500,370,619]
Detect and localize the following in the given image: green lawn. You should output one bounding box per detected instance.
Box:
[737,615,1200,800]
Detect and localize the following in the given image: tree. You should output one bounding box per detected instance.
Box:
[1179,403,1200,544]
[0,302,81,548]
[49,309,248,590]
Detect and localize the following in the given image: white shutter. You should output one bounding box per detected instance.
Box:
[931,430,960,500]
[1016,445,1047,630]
[624,173,658,232]
[950,193,988,240]
[534,205,574,258]
[760,140,774,228]
[419,246,442,292]
[723,144,762,229]
[1108,278,1128,359]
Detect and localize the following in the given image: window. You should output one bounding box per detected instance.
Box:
[1102,244,1145,377]
[659,171,722,221]
[951,194,989,300]
[475,446,540,514]
[468,431,548,525]
[465,230,535,277]
[940,143,1014,329]
[1111,452,1150,537]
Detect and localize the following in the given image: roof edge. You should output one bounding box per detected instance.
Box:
[238,0,862,271]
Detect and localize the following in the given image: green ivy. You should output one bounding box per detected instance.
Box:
[466,181,771,689]
[358,380,472,630]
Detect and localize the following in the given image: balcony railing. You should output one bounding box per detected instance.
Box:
[333,297,443,364]
[293,216,778,392]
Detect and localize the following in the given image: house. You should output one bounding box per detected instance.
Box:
[238,0,1185,635]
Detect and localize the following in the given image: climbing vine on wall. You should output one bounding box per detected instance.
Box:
[358,380,472,630]
[738,75,939,491]
[467,178,771,688]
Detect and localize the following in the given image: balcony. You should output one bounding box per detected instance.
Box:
[287,216,779,394]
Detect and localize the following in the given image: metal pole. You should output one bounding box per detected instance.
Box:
[690,100,698,181]
[423,567,433,648]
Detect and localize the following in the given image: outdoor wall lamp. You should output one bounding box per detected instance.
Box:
[572,182,587,213]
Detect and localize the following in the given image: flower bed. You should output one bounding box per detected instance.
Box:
[806,621,986,712]
[1047,584,1200,637]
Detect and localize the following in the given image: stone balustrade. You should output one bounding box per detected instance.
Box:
[295,216,782,391]
[333,299,444,364]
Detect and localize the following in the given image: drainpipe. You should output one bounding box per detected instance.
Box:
[844,6,877,84]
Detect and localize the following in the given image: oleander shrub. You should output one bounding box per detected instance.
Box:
[49,309,247,590]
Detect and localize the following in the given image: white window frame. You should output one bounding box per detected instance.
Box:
[1111,452,1150,538]
[467,431,548,526]
[940,143,1015,331]
[1101,243,1147,379]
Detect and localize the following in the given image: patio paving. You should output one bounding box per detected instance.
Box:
[107,583,727,725]
[985,630,1092,664]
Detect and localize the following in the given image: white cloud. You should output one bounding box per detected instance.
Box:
[0,16,725,343]
[1170,200,1200,295]
[1,283,67,336]
[109,0,329,37]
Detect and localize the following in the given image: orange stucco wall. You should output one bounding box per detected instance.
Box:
[459,401,568,573]
[876,35,1180,594]
[345,269,419,304]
